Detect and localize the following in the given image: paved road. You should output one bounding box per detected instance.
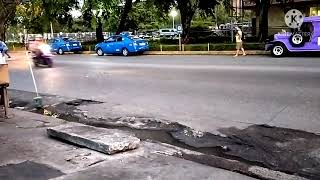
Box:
[7,54,320,135]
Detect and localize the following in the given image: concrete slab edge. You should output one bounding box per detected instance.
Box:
[155,143,309,180]
[47,127,140,155]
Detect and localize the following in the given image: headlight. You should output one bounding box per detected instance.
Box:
[133,42,138,46]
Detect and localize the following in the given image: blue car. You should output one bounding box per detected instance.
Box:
[49,38,82,55]
[95,35,149,56]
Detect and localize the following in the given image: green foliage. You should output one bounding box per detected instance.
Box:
[81,0,120,29]
[126,1,169,31]
[5,0,235,44]
[0,0,23,39]
[215,2,230,25]
[15,0,79,33]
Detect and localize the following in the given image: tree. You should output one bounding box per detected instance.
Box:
[176,0,199,43]
[152,0,227,43]
[126,1,169,31]
[0,0,23,40]
[214,2,230,26]
[82,0,119,41]
[116,0,133,34]
[15,0,79,34]
[116,0,170,33]
[259,0,270,41]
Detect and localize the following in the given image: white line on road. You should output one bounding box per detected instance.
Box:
[58,60,320,73]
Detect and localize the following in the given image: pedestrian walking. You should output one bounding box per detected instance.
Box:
[234,27,246,57]
[0,40,11,59]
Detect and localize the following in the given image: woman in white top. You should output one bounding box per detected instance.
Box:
[234,27,246,57]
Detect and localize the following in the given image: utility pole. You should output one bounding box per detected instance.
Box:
[50,22,54,39]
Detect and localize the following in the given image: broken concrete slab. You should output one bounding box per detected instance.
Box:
[47,123,140,155]
[0,110,111,175]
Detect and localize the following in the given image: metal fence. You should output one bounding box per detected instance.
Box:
[6,26,292,44]
[6,32,114,43]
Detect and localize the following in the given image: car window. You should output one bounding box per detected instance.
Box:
[300,22,313,33]
[106,37,116,43]
[62,38,75,42]
[300,22,314,42]
[115,36,123,42]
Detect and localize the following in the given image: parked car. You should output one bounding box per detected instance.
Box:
[95,35,149,56]
[49,37,82,55]
[265,16,320,57]
[159,29,178,38]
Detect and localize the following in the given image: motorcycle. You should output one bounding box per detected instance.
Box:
[30,43,54,68]
[32,53,53,68]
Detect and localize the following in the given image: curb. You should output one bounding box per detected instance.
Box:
[145,51,268,55]
[158,143,308,180]
[9,50,269,56]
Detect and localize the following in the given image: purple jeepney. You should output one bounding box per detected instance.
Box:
[265,16,320,57]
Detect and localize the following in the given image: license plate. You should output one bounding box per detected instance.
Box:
[73,43,78,46]
[139,43,146,46]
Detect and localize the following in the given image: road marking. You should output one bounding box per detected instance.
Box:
[53,60,320,73]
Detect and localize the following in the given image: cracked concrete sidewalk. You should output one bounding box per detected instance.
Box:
[0,109,256,180]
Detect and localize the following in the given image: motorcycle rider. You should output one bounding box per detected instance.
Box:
[31,35,53,66]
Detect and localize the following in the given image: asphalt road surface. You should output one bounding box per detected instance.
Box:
[8,54,320,135]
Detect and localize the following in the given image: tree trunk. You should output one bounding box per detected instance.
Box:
[258,0,270,41]
[0,22,6,41]
[116,0,133,34]
[180,10,194,44]
[177,0,198,44]
[96,18,104,43]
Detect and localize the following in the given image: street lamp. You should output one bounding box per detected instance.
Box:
[170,9,178,29]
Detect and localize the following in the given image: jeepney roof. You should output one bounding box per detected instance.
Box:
[304,16,320,22]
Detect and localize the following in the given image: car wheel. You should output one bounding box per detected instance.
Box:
[290,33,305,47]
[96,48,104,56]
[271,43,287,57]
[57,48,64,55]
[122,48,129,56]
